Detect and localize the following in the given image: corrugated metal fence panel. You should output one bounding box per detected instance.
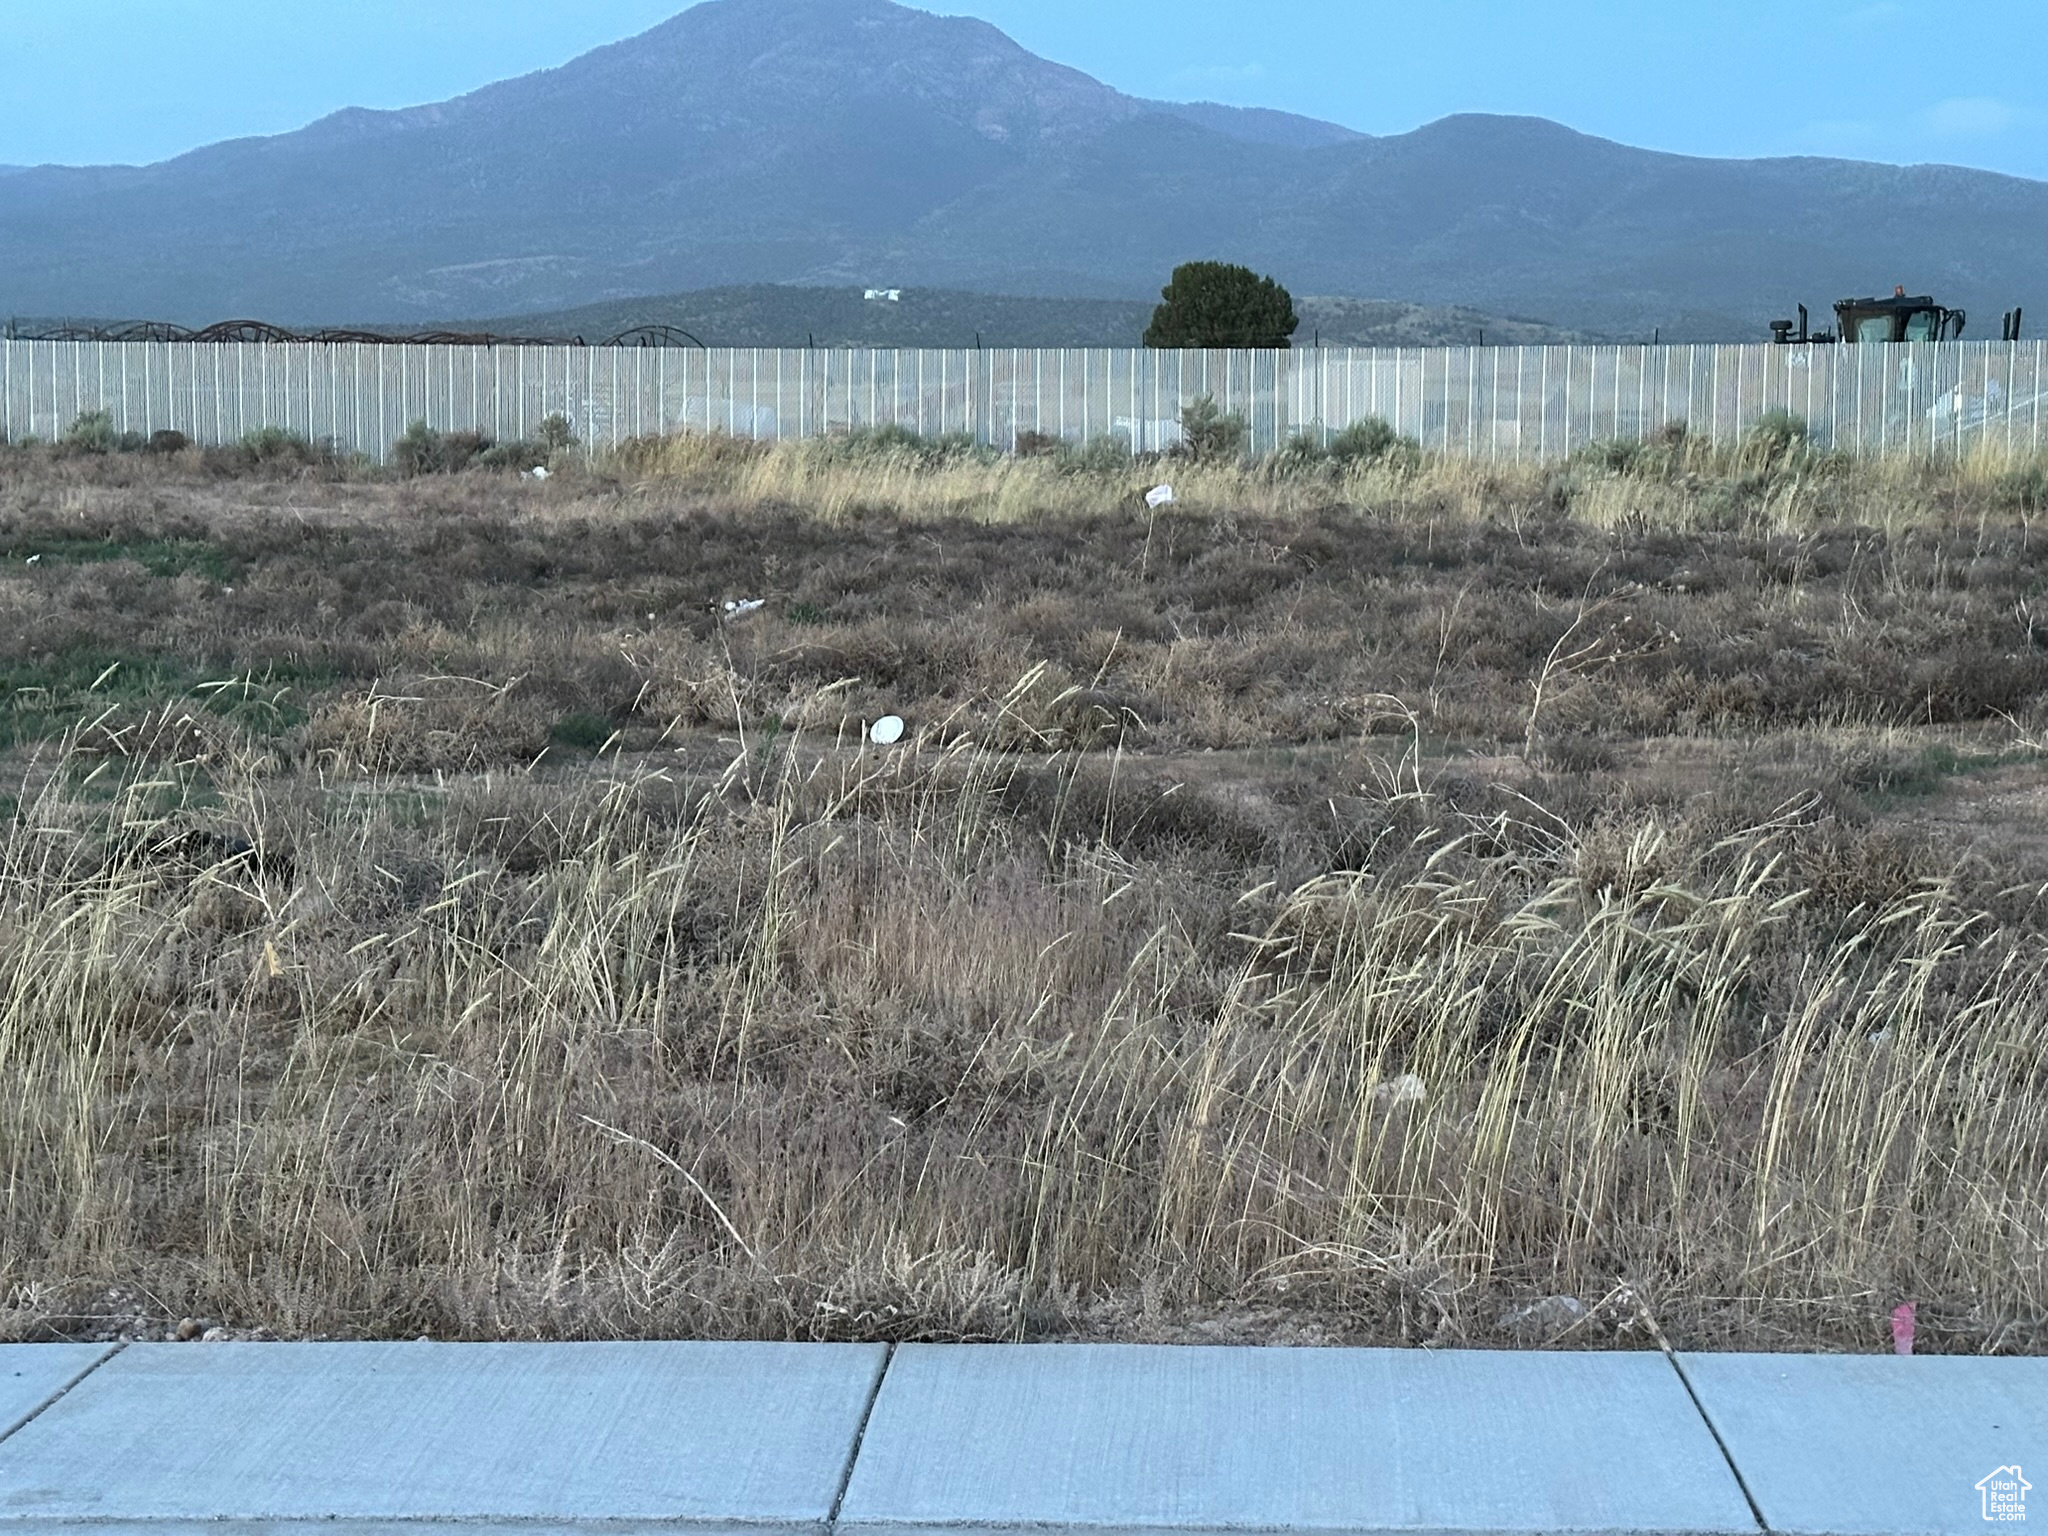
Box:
[3,341,2046,464]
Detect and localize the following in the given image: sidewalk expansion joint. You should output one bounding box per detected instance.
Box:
[1660,1347,1771,1533]
[827,1340,896,1533]
[0,1341,125,1447]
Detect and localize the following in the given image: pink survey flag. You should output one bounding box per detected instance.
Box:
[1890,1302,1916,1356]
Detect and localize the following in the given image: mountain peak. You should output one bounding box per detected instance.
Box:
[494,0,1143,148]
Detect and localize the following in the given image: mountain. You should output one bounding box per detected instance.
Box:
[1294,297,1596,348]
[460,286,1150,347]
[1149,103,1368,151]
[2,0,2043,339]
[433,285,1597,348]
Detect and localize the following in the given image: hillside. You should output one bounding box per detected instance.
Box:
[1,0,2043,338]
[442,285,1599,349]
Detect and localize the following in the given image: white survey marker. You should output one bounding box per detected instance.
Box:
[869,716,906,746]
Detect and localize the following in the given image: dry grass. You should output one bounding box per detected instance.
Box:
[604,422,2046,535]
[1,434,2046,1352]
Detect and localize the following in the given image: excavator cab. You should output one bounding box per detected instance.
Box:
[1772,287,1971,344]
[1834,290,1965,343]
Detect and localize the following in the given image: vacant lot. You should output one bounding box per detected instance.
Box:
[2,433,2046,1353]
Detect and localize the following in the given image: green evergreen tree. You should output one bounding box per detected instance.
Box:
[1143,262,1299,349]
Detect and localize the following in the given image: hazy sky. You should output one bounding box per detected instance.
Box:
[8,0,2046,180]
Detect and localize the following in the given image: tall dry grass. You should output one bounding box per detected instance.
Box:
[2,706,2042,1350]
[596,425,2048,537]
[3,436,2047,1349]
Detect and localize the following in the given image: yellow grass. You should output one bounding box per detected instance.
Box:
[597,427,2047,536]
[2,716,2042,1348]
[2,437,2046,1348]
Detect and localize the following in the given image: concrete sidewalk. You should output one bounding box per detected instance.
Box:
[0,1341,2037,1535]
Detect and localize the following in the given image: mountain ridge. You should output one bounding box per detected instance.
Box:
[1,0,2041,338]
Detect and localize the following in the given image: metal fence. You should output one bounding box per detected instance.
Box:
[4,340,2046,464]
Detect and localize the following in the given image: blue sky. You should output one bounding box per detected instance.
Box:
[9,0,2046,180]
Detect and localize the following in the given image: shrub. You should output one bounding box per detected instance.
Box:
[1269,431,1333,477]
[849,424,932,460]
[143,429,191,456]
[1575,438,1649,475]
[535,414,578,455]
[439,431,491,473]
[1998,463,2047,513]
[1744,409,1810,469]
[58,411,124,456]
[1054,435,1134,474]
[1264,423,1423,479]
[1144,261,1299,349]
[476,439,551,473]
[1545,469,1582,513]
[393,420,444,477]
[809,425,997,469]
[1177,395,1250,463]
[195,427,332,476]
[1328,416,1420,470]
[1014,429,1063,458]
[241,426,324,466]
[393,422,493,476]
[1570,420,1703,481]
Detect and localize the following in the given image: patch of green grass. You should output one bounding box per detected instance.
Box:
[191,666,334,736]
[3,534,239,582]
[1844,741,2034,805]
[0,650,334,746]
[59,764,223,817]
[3,649,195,706]
[550,713,616,752]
